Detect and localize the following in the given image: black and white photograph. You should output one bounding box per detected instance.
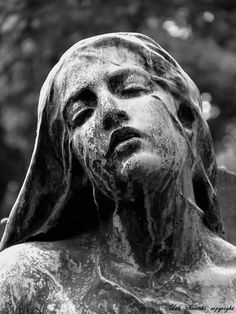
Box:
[0,1,236,313]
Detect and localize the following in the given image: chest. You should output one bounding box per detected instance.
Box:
[28,269,236,314]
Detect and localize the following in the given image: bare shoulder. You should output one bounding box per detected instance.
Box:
[0,241,64,275]
[184,235,236,307]
[0,242,71,313]
[187,260,236,307]
[0,238,97,313]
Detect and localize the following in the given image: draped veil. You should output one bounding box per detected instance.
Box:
[0,33,224,251]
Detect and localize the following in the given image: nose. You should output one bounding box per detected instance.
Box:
[99,93,129,131]
[102,109,129,131]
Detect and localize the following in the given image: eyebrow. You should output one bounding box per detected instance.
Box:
[64,84,91,111]
[108,66,151,79]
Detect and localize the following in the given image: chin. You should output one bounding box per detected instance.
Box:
[119,151,164,184]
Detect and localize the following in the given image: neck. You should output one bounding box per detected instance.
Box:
[97,169,207,273]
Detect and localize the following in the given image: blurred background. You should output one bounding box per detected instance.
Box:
[0,0,236,219]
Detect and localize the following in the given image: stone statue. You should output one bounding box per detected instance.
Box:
[0,33,236,314]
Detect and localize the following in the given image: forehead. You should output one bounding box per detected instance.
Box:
[55,46,148,97]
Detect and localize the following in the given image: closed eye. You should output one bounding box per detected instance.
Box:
[120,86,149,98]
[71,108,94,129]
[64,88,97,129]
[108,70,152,99]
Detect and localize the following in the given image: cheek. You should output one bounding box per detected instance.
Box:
[72,121,108,177]
[150,111,187,169]
[130,96,172,136]
[158,127,188,171]
[72,124,117,198]
[133,100,187,169]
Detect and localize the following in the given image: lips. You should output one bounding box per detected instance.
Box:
[106,126,142,158]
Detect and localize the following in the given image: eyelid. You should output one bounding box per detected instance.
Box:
[63,88,97,121]
[119,77,152,90]
[70,108,94,129]
[71,102,88,118]
[109,70,151,90]
[122,84,149,90]
[63,99,84,122]
[65,88,97,110]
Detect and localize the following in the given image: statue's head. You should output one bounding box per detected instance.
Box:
[0,33,224,250]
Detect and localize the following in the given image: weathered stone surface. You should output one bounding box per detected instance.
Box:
[1,233,236,313]
[217,167,236,245]
[0,33,235,313]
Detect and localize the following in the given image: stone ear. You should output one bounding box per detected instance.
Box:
[177,102,195,131]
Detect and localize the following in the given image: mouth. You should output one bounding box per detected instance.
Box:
[106,126,142,158]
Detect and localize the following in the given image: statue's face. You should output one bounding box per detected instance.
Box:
[58,47,188,198]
